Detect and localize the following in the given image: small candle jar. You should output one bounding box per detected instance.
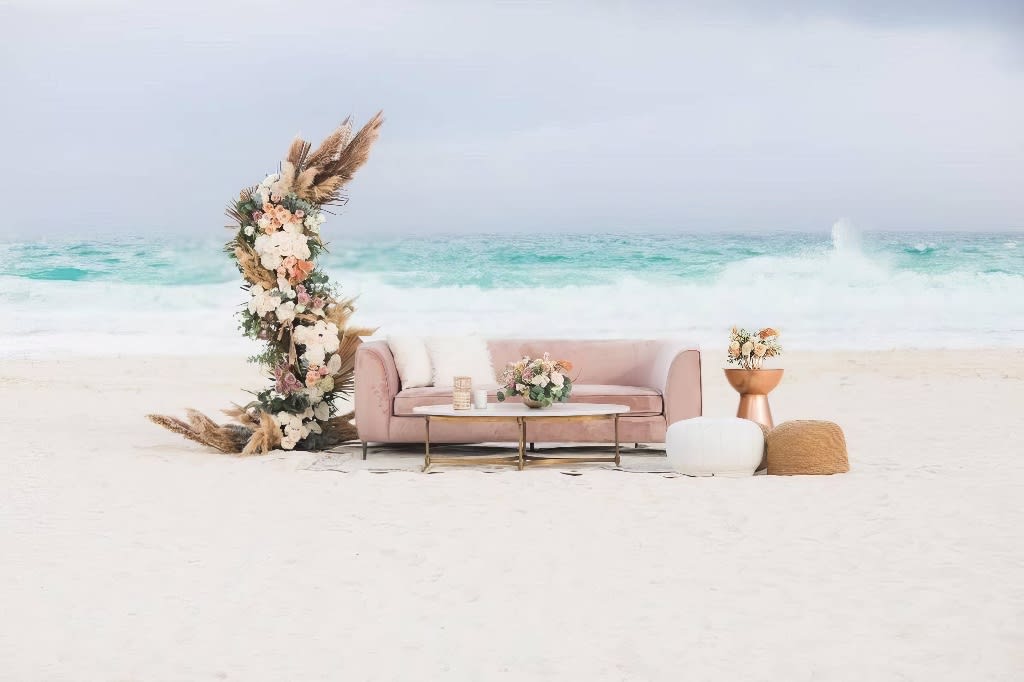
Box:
[453,376,472,410]
[472,389,488,409]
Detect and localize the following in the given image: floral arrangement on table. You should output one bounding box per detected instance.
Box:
[496,353,574,408]
[148,113,383,454]
[727,326,782,370]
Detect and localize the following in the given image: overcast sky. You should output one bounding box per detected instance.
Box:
[2,0,1022,237]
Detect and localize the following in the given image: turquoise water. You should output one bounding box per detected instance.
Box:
[4,231,1021,286]
[1,227,1022,355]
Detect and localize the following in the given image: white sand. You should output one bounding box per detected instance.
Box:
[2,350,1022,681]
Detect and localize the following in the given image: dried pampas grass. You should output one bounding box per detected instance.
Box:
[146,410,254,454]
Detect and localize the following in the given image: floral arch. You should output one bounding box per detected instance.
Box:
[149,113,383,454]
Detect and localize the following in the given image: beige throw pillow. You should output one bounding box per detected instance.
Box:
[387,336,433,388]
[425,336,497,388]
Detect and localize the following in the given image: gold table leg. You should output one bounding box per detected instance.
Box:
[423,415,431,472]
[521,414,621,468]
[614,414,620,467]
[518,417,525,470]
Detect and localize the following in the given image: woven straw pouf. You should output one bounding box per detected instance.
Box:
[766,420,849,475]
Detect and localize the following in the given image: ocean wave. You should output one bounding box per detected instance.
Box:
[2,226,1022,356]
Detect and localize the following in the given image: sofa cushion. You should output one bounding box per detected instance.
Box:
[393,383,663,416]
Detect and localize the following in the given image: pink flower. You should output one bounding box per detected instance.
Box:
[274,363,303,394]
[311,297,325,311]
[295,210,305,218]
[296,286,312,306]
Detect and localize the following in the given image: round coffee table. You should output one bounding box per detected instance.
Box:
[411,403,630,471]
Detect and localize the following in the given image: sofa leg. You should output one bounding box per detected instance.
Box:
[530,442,535,452]
[634,442,639,449]
[361,441,368,460]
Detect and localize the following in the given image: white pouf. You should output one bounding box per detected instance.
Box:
[666,417,765,477]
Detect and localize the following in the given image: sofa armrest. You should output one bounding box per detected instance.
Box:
[354,340,400,442]
[647,343,702,425]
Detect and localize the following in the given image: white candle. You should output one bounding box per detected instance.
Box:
[472,389,488,409]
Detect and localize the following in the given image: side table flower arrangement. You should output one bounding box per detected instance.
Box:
[727,327,782,370]
[724,326,783,429]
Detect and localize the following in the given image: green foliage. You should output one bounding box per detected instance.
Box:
[254,388,310,415]
[248,346,286,368]
[238,308,264,339]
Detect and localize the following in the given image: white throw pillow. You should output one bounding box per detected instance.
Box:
[425,336,497,388]
[387,336,433,388]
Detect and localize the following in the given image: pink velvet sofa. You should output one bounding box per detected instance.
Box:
[354,339,702,457]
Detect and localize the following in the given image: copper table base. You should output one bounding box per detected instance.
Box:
[724,368,784,430]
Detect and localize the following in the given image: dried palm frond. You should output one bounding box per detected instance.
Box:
[226,186,258,225]
[305,117,353,171]
[330,330,367,397]
[147,410,254,453]
[320,411,359,446]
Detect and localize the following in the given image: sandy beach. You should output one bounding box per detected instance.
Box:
[1,349,1021,680]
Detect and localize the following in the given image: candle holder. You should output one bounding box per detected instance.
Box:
[453,376,472,410]
[472,389,488,409]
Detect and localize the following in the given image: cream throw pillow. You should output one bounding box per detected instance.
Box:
[387,336,433,388]
[425,336,497,388]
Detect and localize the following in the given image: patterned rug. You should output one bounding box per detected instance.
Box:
[306,443,686,476]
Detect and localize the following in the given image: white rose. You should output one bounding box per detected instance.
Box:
[285,232,311,260]
[253,234,283,270]
[248,284,281,316]
[550,372,564,387]
[275,301,296,323]
[515,383,526,393]
[741,341,753,356]
[314,401,330,421]
[261,173,280,187]
[243,225,255,236]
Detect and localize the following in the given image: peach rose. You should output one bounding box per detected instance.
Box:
[758,327,779,339]
[728,340,740,357]
[753,342,768,357]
